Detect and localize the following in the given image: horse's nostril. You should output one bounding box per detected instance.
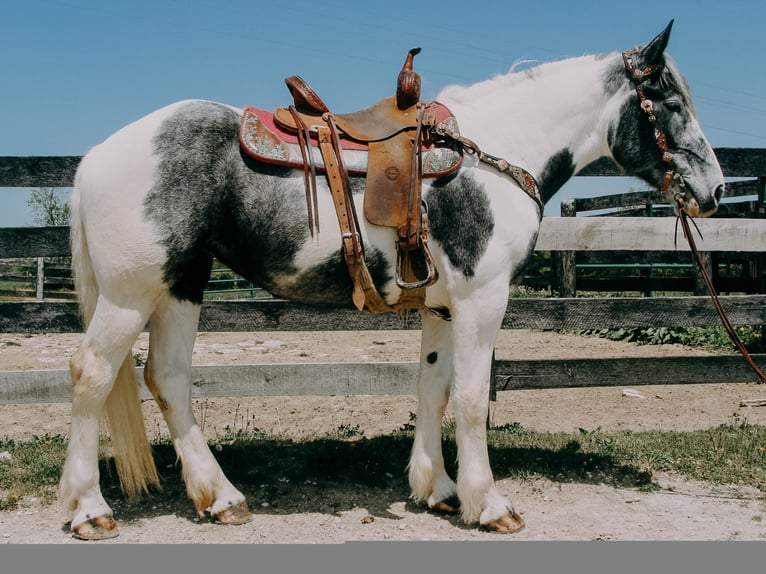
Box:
[714,184,725,204]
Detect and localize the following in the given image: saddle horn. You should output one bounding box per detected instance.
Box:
[396,47,422,109]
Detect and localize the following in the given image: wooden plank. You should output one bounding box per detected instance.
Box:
[574,189,665,212]
[713,148,766,177]
[6,217,766,260]
[0,301,83,332]
[189,363,419,398]
[577,250,695,265]
[575,277,696,293]
[198,300,422,331]
[502,295,766,329]
[0,363,422,404]
[3,354,765,404]
[1,149,763,190]
[0,156,81,187]
[575,148,766,178]
[4,295,766,334]
[573,179,760,214]
[575,275,761,295]
[536,217,766,252]
[493,354,766,390]
[0,226,70,258]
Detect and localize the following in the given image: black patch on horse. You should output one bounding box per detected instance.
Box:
[538,149,576,204]
[146,101,311,303]
[426,172,494,279]
[608,95,668,187]
[270,246,392,308]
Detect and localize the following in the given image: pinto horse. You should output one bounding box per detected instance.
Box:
[60,21,723,539]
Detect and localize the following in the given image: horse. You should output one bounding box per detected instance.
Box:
[59,20,723,539]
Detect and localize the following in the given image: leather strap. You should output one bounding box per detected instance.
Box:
[402,103,426,247]
[317,120,390,313]
[288,105,320,237]
[622,49,679,193]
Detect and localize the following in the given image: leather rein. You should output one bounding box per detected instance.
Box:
[623,49,766,383]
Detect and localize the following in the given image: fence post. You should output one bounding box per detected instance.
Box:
[552,199,576,297]
[758,177,766,294]
[691,252,713,296]
[35,257,44,301]
[487,349,497,430]
[758,177,766,340]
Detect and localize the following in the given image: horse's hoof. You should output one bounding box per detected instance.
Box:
[212,501,252,525]
[429,496,460,515]
[71,515,120,540]
[481,510,525,533]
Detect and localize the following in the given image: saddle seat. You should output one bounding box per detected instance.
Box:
[276,78,421,143]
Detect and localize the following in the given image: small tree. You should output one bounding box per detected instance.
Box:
[26,188,72,296]
[27,187,71,226]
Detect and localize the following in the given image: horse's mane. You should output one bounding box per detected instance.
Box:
[437,50,695,114]
[436,53,604,104]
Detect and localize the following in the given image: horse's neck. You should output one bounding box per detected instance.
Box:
[438,53,623,203]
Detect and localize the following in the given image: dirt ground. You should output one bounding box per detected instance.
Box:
[1,329,766,543]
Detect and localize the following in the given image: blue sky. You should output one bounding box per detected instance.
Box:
[2,0,765,226]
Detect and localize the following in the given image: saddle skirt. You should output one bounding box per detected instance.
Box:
[239,102,463,178]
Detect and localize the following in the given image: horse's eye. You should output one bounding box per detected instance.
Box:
[665,98,683,112]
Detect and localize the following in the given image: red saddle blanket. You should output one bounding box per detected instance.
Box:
[239,103,463,177]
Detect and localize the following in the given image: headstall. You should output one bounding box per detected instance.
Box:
[622,49,683,195]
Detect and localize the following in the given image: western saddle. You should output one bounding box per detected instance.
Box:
[240,48,464,313]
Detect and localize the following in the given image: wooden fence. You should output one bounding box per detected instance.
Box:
[2,151,766,404]
[552,171,766,297]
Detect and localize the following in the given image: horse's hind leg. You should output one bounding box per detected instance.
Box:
[408,310,459,512]
[60,296,155,540]
[143,295,251,524]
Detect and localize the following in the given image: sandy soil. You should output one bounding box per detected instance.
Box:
[1,329,765,542]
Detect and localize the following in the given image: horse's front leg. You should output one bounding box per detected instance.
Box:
[408,310,458,513]
[450,290,525,533]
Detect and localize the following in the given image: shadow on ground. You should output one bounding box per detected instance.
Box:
[99,429,653,525]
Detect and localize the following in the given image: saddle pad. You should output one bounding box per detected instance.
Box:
[239,105,463,178]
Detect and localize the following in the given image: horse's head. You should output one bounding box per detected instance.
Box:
[608,20,724,217]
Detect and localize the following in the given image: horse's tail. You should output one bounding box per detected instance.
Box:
[69,180,160,501]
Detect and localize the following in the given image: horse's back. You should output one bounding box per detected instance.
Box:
[78,99,241,175]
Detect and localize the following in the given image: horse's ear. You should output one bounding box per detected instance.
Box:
[639,19,673,67]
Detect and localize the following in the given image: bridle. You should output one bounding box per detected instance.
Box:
[622,49,684,195]
[624,49,766,383]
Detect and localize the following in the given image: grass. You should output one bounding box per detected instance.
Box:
[0,434,68,510]
[2,421,765,513]
[574,325,766,353]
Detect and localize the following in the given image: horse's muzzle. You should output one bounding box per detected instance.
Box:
[672,182,722,218]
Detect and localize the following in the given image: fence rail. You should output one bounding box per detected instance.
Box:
[2,151,766,404]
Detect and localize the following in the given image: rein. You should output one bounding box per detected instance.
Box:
[675,202,766,383]
[623,49,766,383]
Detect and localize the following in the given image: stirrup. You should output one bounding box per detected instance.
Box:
[395,238,438,290]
